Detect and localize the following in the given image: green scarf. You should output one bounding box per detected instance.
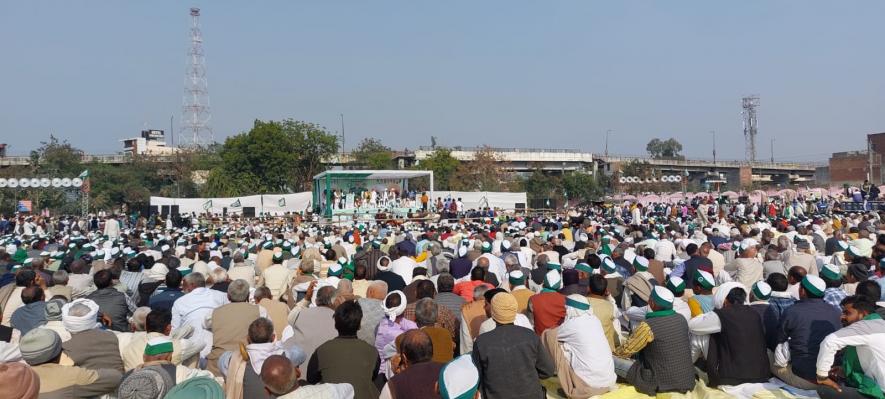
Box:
[645,309,676,320]
[541,288,558,293]
[843,313,885,399]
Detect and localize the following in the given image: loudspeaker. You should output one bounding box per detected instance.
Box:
[161,205,170,216]
[515,203,526,210]
[170,205,179,216]
[243,207,256,218]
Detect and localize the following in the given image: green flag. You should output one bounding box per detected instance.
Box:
[278,198,286,207]
[231,199,241,208]
[78,170,89,179]
[202,200,212,210]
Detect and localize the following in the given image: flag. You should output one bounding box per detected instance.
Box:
[278,198,286,207]
[202,200,212,210]
[78,170,89,179]
[81,178,91,193]
[231,199,241,208]
[17,200,32,213]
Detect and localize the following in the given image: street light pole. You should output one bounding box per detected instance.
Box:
[711,130,716,165]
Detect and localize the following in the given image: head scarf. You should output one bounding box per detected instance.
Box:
[62,298,101,333]
[0,362,39,399]
[490,292,517,324]
[438,354,480,399]
[565,294,592,321]
[713,282,747,309]
[19,328,62,366]
[163,377,223,399]
[383,291,407,321]
[377,256,392,272]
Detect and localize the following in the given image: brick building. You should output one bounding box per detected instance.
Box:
[827,132,885,186]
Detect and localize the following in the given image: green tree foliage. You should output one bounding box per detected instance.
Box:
[29,135,83,176]
[351,138,394,169]
[524,168,555,201]
[416,148,460,190]
[561,171,601,203]
[646,138,684,160]
[205,119,339,196]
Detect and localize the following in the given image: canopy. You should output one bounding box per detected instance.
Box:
[313,170,433,180]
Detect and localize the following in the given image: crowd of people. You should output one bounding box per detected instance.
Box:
[1,194,885,398]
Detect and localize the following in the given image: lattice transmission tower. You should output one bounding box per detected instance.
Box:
[741,96,760,163]
[181,7,213,147]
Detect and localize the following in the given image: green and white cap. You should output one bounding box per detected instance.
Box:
[546,262,562,271]
[508,270,526,285]
[544,270,562,290]
[695,270,715,289]
[565,295,591,311]
[837,240,849,252]
[821,264,841,282]
[752,281,772,300]
[633,256,649,272]
[601,257,617,274]
[575,262,593,274]
[438,354,480,399]
[328,263,344,277]
[847,245,862,258]
[481,242,492,253]
[650,286,674,309]
[144,337,173,356]
[801,275,826,298]
[666,276,685,294]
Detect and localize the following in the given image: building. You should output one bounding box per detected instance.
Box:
[122,130,179,156]
[826,132,885,186]
[0,143,6,158]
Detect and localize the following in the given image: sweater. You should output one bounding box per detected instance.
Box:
[707,306,771,386]
[307,336,381,399]
[473,324,555,399]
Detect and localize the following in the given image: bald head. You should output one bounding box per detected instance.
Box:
[366,281,388,300]
[260,355,298,395]
[400,329,433,365]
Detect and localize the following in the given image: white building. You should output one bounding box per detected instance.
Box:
[122,130,179,156]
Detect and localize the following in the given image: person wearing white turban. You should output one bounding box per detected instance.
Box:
[540,294,616,397]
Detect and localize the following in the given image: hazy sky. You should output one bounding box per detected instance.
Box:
[3,1,885,161]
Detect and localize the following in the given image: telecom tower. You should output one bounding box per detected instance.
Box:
[181,7,213,147]
[741,96,759,163]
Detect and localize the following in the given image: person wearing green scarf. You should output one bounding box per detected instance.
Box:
[816,296,885,399]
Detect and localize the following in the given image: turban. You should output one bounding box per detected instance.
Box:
[626,276,653,303]
[713,282,747,309]
[164,377,223,399]
[801,275,826,298]
[144,263,169,281]
[20,328,62,366]
[377,256,392,272]
[490,292,517,324]
[62,298,101,333]
[438,354,480,399]
[383,291,407,321]
[565,294,592,321]
[118,367,174,399]
[0,362,39,399]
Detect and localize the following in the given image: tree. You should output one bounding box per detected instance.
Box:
[416,147,460,190]
[561,171,601,204]
[450,146,511,191]
[29,135,83,175]
[205,119,339,196]
[289,120,339,189]
[350,138,394,169]
[524,168,555,201]
[646,138,684,160]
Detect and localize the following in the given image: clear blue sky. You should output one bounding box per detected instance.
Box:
[3,1,885,161]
